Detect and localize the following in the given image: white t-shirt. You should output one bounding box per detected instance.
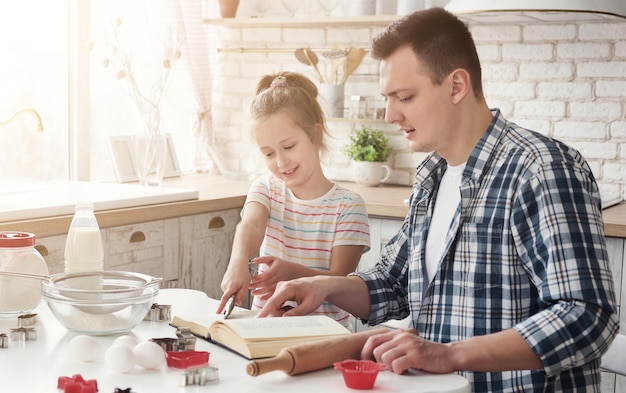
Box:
[424,163,465,284]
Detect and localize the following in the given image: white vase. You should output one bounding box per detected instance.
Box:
[134,134,167,187]
[353,161,391,187]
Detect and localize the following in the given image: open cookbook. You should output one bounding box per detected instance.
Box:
[170,309,351,360]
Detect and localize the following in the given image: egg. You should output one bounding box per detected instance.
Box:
[105,344,136,373]
[113,335,138,349]
[69,335,101,362]
[133,341,165,369]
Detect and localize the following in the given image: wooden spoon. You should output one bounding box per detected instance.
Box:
[294,47,311,66]
[304,48,325,83]
[294,47,325,83]
[340,48,367,84]
[322,48,347,84]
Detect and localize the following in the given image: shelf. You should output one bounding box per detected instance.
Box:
[217,47,369,53]
[203,15,399,28]
[204,12,626,27]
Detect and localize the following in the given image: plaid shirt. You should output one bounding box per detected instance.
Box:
[355,110,618,392]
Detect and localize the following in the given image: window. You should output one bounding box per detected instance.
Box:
[90,0,193,182]
[0,0,69,183]
[0,0,193,185]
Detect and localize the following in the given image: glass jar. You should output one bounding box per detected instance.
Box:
[349,95,367,119]
[0,231,49,315]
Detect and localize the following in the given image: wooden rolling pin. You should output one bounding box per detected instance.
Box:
[246,327,389,376]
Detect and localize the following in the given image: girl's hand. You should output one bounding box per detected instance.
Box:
[249,255,298,300]
[216,260,254,313]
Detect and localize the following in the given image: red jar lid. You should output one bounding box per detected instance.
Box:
[0,232,36,247]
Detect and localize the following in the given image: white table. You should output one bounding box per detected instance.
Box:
[0,288,471,392]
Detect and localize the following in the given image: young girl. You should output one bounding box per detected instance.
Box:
[216,72,370,327]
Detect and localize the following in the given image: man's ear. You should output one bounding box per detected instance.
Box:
[450,69,470,104]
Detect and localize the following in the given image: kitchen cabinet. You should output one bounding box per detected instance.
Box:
[107,219,180,284]
[353,217,404,332]
[178,208,241,300]
[604,237,626,393]
[358,217,404,272]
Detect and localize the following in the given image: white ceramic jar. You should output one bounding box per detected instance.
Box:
[0,231,49,315]
[397,0,425,15]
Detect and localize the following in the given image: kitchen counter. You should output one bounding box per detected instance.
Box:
[2,173,625,238]
[0,174,412,238]
[602,202,626,238]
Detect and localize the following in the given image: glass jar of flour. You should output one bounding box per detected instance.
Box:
[0,231,49,315]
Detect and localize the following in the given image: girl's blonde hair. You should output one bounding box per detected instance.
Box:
[250,71,329,154]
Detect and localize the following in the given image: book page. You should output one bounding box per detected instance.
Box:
[215,315,350,341]
[171,308,256,338]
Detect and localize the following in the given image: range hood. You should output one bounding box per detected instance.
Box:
[445,0,626,24]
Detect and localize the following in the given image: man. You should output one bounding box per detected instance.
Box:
[257,7,618,392]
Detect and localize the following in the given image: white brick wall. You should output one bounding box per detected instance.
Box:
[208,16,626,203]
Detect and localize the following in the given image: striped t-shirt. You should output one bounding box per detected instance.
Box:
[246,175,371,326]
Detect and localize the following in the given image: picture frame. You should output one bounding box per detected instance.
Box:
[109,135,137,182]
[109,133,181,183]
[163,133,182,178]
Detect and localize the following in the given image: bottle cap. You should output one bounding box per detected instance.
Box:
[0,232,35,247]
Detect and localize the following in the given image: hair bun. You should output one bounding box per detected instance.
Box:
[270,75,288,88]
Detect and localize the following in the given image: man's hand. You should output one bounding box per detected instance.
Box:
[256,276,329,318]
[362,328,457,375]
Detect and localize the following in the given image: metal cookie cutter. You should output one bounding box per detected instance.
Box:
[18,313,38,327]
[10,327,37,341]
[150,337,179,352]
[180,366,219,386]
[176,327,196,351]
[143,303,171,322]
[224,259,259,319]
[150,327,196,353]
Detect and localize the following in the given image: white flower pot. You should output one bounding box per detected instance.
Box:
[353,161,391,187]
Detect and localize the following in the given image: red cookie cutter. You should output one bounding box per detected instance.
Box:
[57,374,98,393]
[165,350,210,369]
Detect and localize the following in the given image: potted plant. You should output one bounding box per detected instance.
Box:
[343,126,392,186]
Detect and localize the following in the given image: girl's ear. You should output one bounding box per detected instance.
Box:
[312,123,324,147]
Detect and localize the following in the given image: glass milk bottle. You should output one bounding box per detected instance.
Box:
[64,201,104,273]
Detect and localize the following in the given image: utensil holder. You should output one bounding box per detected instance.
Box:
[318,83,345,118]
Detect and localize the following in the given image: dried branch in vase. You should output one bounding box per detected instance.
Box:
[94,17,184,135]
